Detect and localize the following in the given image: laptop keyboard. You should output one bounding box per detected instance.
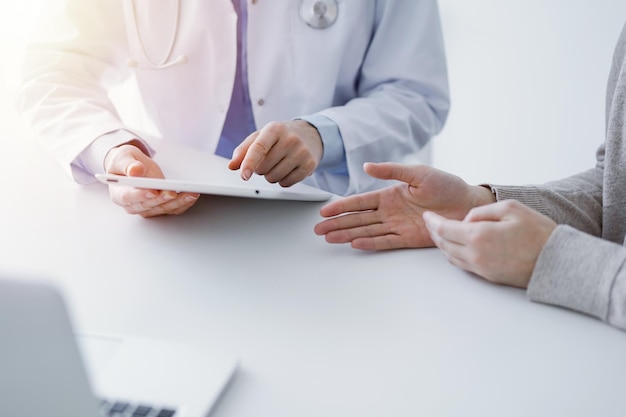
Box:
[99,399,176,417]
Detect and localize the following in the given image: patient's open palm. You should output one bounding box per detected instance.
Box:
[315,163,495,250]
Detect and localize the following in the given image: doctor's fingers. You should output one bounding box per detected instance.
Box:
[109,185,199,217]
[105,144,154,176]
[261,144,320,186]
[238,123,318,179]
[266,158,315,187]
[229,132,259,170]
[109,184,174,207]
[123,192,199,217]
[131,193,200,218]
[230,131,281,181]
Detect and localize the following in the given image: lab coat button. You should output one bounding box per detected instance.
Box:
[257,99,265,106]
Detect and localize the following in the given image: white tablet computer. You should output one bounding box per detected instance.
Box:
[95,174,332,202]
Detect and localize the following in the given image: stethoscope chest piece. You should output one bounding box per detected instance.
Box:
[300,0,338,29]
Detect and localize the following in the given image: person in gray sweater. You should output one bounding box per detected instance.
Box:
[314,23,626,331]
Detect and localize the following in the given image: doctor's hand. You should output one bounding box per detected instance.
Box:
[228,120,323,187]
[314,162,496,250]
[104,142,199,217]
[423,200,557,288]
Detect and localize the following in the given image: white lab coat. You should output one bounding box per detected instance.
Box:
[18,0,449,195]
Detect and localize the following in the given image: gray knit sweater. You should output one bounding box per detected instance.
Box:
[491,23,626,331]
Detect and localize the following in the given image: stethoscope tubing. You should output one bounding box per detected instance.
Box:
[126,0,338,70]
[127,0,183,69]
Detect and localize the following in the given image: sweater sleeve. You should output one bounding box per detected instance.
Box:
[481,22,626,331]
[489,163,605,237]
[527,225,626,330]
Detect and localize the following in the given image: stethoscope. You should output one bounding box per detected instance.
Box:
[126,0,187,70]
[126,0,338,70]
[300,0,338,29]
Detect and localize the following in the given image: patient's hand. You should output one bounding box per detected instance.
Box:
[423,200,557,288]
[315,162,496,250]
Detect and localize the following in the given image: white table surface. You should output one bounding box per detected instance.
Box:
[2,131,626,417]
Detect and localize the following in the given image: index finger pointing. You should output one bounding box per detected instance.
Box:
[228,132,258,171]
[238,130,279,180]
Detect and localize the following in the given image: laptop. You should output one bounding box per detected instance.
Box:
[0,278,238,417]
[95,173,332,202]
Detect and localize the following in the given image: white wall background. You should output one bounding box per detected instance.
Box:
[435,0,626,185]
[2,1,626,187]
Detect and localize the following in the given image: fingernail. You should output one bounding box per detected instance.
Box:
[243,169,252,180]
[163,193,175,201]
[145,192,157,199]
[185,195,197,202]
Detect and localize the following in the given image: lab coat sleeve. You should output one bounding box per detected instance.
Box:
[297,114,346,172]
[16,0,132,184]
[314,0,450,195]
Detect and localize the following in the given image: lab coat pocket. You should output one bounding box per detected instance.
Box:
[122,0,186,70]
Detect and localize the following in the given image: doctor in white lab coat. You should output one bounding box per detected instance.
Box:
[18,0,449,217]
